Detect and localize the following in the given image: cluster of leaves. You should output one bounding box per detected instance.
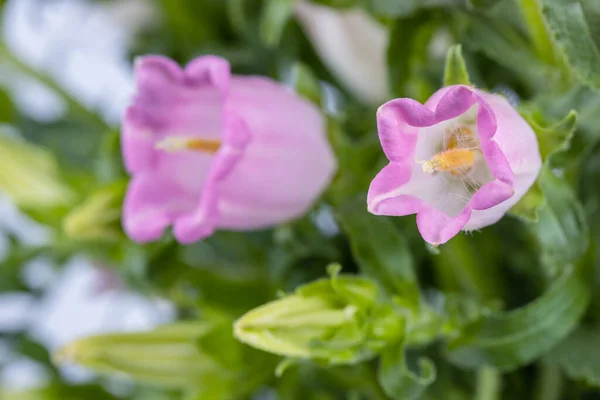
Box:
[2,0,600,399]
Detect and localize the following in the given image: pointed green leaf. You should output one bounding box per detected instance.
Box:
[534,167,589,267]
[447,264,590,371]
[443,45,472,86]
[312,0,358,8]
[510,111,578,223]
[518,0,557,64]
[0,89,14,123]
[541,0,600,88]
[467,0,503,8]
[260,0,294,48]
[465,17,558,91]
[378,341,436,400]
[510,182,543,223]
[337,196,420,302]
[387,11,438,101]
[521,110,577,165]
[288,62,322,106]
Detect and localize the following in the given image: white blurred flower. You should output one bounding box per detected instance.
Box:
[294,1,390,104]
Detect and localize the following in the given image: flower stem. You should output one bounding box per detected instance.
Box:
[475,367,502,400]
[0,41,110,130]
[433,234,502,302]
[534,363,562,400]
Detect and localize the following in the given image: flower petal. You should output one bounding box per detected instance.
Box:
[416,205,472,245]
[376,86,474,162]
[184,56,231,94]
[123,174,197,242]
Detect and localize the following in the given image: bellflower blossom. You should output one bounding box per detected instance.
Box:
[122,56,336,243]
[367,85,541,245]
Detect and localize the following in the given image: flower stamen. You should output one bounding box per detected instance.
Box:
[421,148,475,175]
[155,136,221,154]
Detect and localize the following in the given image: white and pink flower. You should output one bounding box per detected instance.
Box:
[368,85,541,245]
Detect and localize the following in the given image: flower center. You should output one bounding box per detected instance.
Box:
[421,148,475,174]
[420,125,479,176]
[155,137,221,154]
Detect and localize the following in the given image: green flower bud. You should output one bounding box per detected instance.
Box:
[62,181,126,241]
[0,132,74,209]
[55,320,274,397]
[234,266,403,365]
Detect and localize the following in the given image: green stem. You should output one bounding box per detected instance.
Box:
[475,367,502,400]
[0,41,110,130]
[534,363,562,400]
[433,234,501,302]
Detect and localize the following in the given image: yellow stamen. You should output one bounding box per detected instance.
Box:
[155,136,221,154]
[421,148,475,174]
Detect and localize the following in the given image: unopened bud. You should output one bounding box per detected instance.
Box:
[234,265,401,365]
[0,133,74,209]
[62,181,126,241]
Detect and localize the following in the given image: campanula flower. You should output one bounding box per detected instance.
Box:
[122,55,335,243]
[367,85,541,245]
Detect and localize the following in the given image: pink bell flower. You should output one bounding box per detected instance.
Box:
[122,55,336,243]
[367,85,541,245]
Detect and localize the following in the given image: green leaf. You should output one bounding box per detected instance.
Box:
[534,166,589,268]
[541,0,600,88]
[544,326,600,387]
[464,17,558,92]
[522,85,600,174]
[226,0,250,34]
[0,88,14,123]
[510,182,543,223]
[522,110,577,165]
[387,11,438,101]
[378,341,436,400]
[467,0,503,9]
[518,0,557,64]
[443,44,472,86]
[287,62,322,106]
[510,111,577,223]
[312,0,358,8]
[337,196,420,302]
[260,0,294,48]
[368,0,463,17]
[447,264,590,371]
[582,0,600,49]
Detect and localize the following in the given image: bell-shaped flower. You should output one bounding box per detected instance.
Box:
[367,85,541,245]
[122,55,336,243]
[294,1,389,104]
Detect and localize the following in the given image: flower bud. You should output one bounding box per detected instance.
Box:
[0,132,74,209]
[62,182,126,241]
[234,268,401,365]
[55,320,273,396]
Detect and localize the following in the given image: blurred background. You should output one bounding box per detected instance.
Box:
[1,0,600,399]
[0,0,173,396]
